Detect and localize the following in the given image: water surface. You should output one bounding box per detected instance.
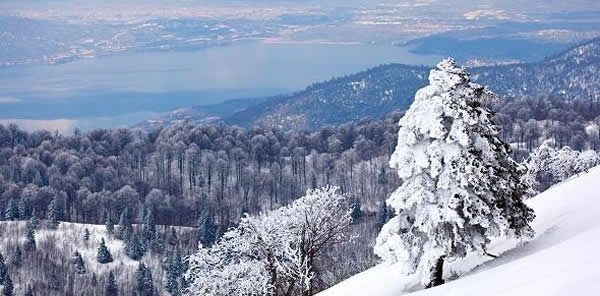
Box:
[0,41,442,132]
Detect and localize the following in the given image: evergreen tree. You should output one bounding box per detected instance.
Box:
[125,233,145,260]
[55,193,66,221]
[167,280,180,296]
[49,274,60,290]
[198,212,216,247]
[150,233,165,254]
[18,198,30,219]
[91,273,98,287]
[116,208,132,240]
[350,197,363,223]
[375,202,388,231]
[24,219,36,251]
[164,256,178,294]
[104,212,114,235]
[377,167,387,185]
[24,285,34,296]
[135,263,154,296]
[105,271,118,296]
[374,59,535,288]
[47,197,61,229]
[167,227,179,247]
[0,252,6,285]
[240,203,249,217]
[142,209,156,244]
[135,263,146,294]
[2,273,13,296]
[84,228,91,242]
[143,267,155,296]
[96,238,114,264]
[12,247,22,268]
[4,199,18,221]
[165,253,186,295]
[179,276,189,296]
[72,250,86,274]
[29,210,40,229]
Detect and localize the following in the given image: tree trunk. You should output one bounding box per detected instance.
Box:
[425,256,445,289]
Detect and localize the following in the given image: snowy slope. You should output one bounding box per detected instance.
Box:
[0,221,196,295]
[320,166,600,296]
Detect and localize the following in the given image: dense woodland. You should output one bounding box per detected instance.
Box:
[1,94,600,295]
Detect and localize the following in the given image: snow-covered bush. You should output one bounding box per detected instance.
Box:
[184,186,352,296]
[525,141,599,192]
[524,140,557,192]
[575,149,599,174]
[374,58,535,288]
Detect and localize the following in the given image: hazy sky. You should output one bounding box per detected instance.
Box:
[3,0,599,15]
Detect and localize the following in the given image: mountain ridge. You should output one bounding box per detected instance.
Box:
[225,37,600,130]
[140,37,600,131]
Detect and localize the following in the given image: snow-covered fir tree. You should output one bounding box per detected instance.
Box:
[24,219,36,251]
[135,263,155,296]
[374,58,535,288]
[0,252,6,285]
[104,212,114,235]
[91,274,98,287]
[2,273,13,296]
[126,232,146,260]
[29,210,40,229]
[105,271,118,296]
[117,208,133,240]
[375,202,389,231]
[197,211,216,247]
[12,247,22,268]
[350,197,363,223]
[73,250,87,274]
[97,238,114,264]
[47,197,61,229]
[149,232,165,254]
[49,274,60,290]
[24,285,33,296]
[18,198,30,219]
[84,228,91,242]
[167,227,179,247]
[165,253,187,296]
[142,210,157,243]
[3,199,17,221]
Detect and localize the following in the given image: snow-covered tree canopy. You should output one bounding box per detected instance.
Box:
[184,186,353,296]
[524,140,599,192]
[374,58,535,286]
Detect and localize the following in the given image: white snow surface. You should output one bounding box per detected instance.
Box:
[319,166,600,296]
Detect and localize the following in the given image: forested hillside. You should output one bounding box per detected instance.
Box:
[0,115,404,294]
[224,38,600,130]
[1,92,600,294]
[2,39,600,295]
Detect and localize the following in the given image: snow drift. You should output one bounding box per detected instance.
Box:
[319,166,600,296]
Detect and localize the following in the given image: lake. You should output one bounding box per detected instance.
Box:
[0,41,442,132]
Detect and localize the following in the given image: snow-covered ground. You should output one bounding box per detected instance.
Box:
[0,220,195,294]
[320,166,600,296]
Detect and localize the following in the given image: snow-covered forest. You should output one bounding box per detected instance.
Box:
[1,57,600,295]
